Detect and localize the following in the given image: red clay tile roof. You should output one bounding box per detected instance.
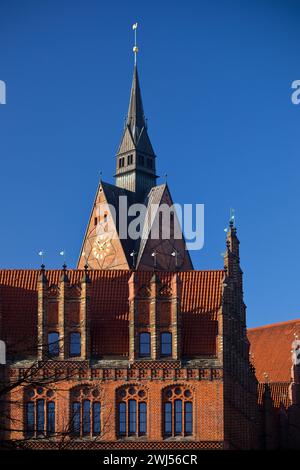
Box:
[248,319,300,383]
[0,269,225,358]
[257,382,290,408]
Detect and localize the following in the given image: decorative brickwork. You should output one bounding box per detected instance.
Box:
[1,59,300,451]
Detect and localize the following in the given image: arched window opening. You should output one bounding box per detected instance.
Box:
[163,386,193,438]
[185,401,193,435]
[24,388,55,438]
[48,332,59,357]
[139,332,151,358]
[93,402,101,436]
[117,385,148,438]
[70,332,81,357]
[119,402,126,436]
[160,332,172,357]
[128,399,136,435]
[70,386,102,438]
[139,402,147,436]
[83,400,91,436]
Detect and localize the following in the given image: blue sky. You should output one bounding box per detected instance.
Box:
[0,0,299,327]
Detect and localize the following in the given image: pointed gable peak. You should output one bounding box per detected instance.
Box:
[117,125,136,155]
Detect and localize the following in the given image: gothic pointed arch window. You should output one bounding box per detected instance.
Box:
[116,384,148,438]
[24,387,56,438]
[70,385,102,438]
[162,385,193,438]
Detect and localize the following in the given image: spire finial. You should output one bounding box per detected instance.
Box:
[59,249,66,264]
[151,251,157,271]
[60,262,69,283]
[38,250,45,265]
[39,263,47,284]
[229,208,235,227]
[81,263,91,284]
[132,23,138,65]
[130,250,137,270]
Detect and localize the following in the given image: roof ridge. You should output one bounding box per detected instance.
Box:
[248,317,300,331]
[0,268,226,274]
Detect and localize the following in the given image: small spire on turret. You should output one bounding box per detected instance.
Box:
[38,264,47,284]
[60,263,69,283]
[81,263,91,284]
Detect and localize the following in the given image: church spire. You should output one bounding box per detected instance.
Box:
[115,25,157,200]
[127,23,145,138]
[126,65,146,144]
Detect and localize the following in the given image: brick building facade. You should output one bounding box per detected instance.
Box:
[0,57,300,450]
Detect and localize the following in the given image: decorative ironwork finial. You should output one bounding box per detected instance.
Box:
[132,23,138,65]
[171,250,179,270]
[130,250,137,269]
[151,251,157,270]
[59,249,66,264]
[229,207,235,227]
[38,250,45,265]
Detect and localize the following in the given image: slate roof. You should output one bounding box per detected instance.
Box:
[117,66,155,157]
[136,183,167,267]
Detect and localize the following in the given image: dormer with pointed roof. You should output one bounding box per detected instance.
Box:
[115,65,157,200]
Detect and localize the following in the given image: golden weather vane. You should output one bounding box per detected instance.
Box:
[132,22,138,65]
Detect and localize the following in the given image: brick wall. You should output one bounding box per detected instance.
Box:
[6,366,224,447]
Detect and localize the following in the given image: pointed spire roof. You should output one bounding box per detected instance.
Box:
[117,65,155,157]
[127,65,146,143]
